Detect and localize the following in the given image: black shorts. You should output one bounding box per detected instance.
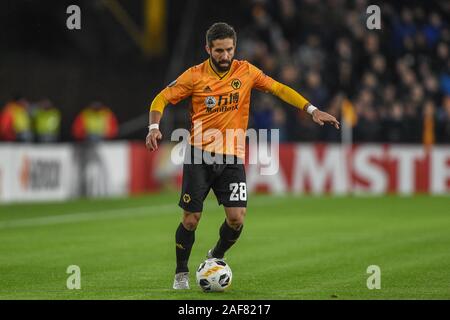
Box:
[178,147,247,212]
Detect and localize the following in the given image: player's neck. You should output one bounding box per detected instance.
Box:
[208,58,230,79]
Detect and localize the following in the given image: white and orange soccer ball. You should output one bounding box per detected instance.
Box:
[196,259,232,292]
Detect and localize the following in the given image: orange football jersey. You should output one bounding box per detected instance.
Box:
[160,59,275,159]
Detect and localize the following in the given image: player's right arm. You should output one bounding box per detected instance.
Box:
[146,94,167,151]
[145,68,194,151]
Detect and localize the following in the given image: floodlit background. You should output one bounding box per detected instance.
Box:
[0,0,449,299]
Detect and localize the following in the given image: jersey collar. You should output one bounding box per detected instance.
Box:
[207,58,235,80]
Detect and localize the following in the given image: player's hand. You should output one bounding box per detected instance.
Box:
[312,109,340,129]
[146,129,163,151]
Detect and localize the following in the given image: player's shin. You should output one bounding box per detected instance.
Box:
[212,219,243,259]
[175,223,195,273]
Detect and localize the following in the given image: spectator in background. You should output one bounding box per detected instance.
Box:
[248,0,285,54]
[0,96,33,142]
[250,92,289,142]
[303,70,329,108]
[355,105,382,142]
[436,95,450,143]
[423,12,444,48]
[72,102,118,142]
[382,102,408,142]
[392,7,417,54]
[251,94,274,132]
[436,41,450,96]
[296,33,326,72]
[371,54,390,84]
[334,37,355,94]
[33,99,61,143]
[272,105,288,142]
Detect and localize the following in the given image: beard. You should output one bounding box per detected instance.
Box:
[210,56,233,72]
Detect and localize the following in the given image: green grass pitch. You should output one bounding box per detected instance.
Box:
[0,193,449,300]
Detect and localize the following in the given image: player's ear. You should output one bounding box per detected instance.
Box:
[205,45,211,55]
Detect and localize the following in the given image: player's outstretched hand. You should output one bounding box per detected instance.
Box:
[312,110,340,129]
[146,129,163,151]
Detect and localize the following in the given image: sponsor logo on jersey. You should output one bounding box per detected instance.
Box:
[205,92,240,113]
[205,96,217,109]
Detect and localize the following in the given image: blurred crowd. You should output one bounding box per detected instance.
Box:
[240,0,450,144]
[0,98,118,142]
[1,0,449,145]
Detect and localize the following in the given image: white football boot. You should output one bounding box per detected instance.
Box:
[172,272,190,290]
[206,248,225,261]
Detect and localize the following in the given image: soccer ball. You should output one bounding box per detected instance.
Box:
[196,259,232,292]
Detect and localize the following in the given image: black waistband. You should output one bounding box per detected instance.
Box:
[185,146,243,165]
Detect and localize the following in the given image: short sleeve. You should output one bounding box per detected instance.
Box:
[249,63,275,92]
[160,68,193,105]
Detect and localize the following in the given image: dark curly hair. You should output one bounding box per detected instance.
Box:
[205,22,237,48]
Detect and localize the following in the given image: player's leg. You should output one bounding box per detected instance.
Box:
[173,149,212,289]
[175,211,201,274]
[209,206,246,259]
[209,163,247,259]
[173,210,201,290]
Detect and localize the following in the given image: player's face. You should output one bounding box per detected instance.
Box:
[206,38,235,72]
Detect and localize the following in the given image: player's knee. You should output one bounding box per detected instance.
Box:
[227,208,246,229]
[183,218,199,231]
[182,211,201,230]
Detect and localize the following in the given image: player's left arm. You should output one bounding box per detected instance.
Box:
[270,81,340,129]
[250,62,339,129]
